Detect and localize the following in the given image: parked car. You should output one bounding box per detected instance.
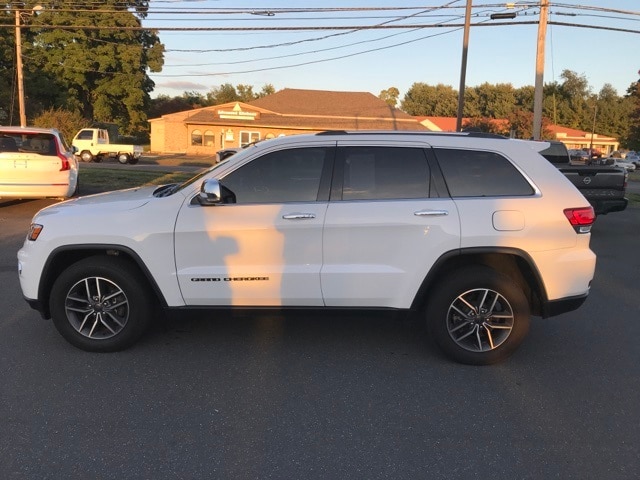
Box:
[18,132,597,365]
[568,149,590,165]
[0,126,79,199]
[624,153,640,168]
[215,147,242,163]
[605,158,636,172]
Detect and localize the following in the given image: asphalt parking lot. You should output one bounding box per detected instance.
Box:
[1,178,639,479]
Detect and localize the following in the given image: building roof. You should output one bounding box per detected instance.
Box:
[418,116,617,143]
[415,116,459,132]
[248,88,416,119]
[177,89,427,131]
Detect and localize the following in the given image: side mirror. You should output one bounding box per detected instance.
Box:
[197,178,222,206]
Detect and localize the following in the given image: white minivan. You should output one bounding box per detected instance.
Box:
[0,126,78,199]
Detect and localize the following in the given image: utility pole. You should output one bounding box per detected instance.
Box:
[456,0,472,132]
[14,5,42,127]
[532,0,549,140]
[15,8,27,127]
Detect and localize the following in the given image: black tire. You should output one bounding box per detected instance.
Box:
[128,156,139,165]
[426,266,530,365]
[93,155,103,163]
[117,153,130,164]
[49,256,153,352]
[80,150,93,162]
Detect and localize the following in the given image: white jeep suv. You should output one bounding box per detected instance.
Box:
[17,132,596,364]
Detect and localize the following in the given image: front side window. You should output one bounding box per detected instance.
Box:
[76,130,93,140]
[191,130,203,146]
[340,146,430,200]
[221,147,328,204]
[434,148,534,197]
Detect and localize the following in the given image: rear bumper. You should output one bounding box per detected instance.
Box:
[589,197,628,215]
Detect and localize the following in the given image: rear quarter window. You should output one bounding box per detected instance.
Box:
[434,148,534,197]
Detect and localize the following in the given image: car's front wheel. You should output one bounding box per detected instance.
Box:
[426,266,530,365]
[79,150,93,162]
[49,256,153,352]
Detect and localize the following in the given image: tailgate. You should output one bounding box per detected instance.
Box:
[0,152,63,183]
[559,167,625,189]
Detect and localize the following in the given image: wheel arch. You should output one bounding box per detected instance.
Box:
[410,247,547,317]
[37,245,168,318]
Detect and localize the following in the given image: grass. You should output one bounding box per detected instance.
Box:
[80,168,195,193]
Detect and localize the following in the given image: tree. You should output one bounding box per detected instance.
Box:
[206,83,239,105]
[379,87,400,108]
[148,94,197,119]
[32,108,91,142]
[594,83,633,141]
[236,84,256,102]
[464,83,517,119]
[625,74,640,151]
[258,84,275,98]
[28,0,164,135]
[401,83,457,116]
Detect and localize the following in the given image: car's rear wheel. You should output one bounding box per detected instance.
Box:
[49,256,153,352]
[117,153,130,164]
[426,266,530,365]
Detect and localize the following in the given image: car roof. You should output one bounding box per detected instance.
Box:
[0,126,60,135]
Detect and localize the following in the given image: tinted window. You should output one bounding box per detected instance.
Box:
[340,147,429,200]
[0,133,57,155]
[222,147,328,203]
[540,141,570,165]
[435,148,534,197]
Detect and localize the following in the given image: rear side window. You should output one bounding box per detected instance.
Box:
[339,146,429,200]
[435,148,534,197]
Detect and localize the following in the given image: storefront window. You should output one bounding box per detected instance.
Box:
[240,131,260,147]
[191,130,203,146]
[204,130,215,147]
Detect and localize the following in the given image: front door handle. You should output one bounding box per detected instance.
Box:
[414,209,449,217]
[282,213,316,220]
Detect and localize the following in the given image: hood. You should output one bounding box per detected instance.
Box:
[34,186,159,219]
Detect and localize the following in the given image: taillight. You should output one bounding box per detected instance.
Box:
[564,207,595,233]
[58,153,70,171]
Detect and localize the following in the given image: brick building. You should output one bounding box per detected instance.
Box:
[149,88,427,155]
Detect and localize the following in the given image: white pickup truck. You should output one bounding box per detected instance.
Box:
[72,128,143,164]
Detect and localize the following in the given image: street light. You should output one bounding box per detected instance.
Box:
[15,4,42,127]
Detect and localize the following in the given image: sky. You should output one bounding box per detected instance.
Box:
[144,1,640,101]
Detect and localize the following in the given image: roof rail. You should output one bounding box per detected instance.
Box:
[315,130,508,139]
